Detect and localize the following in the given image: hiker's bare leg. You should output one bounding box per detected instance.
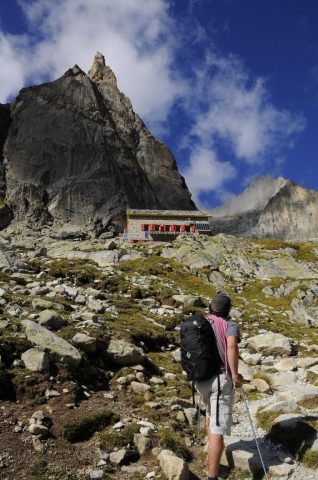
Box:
[206,421,224,477]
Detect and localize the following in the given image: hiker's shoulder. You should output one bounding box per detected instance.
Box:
[226,319,241,338]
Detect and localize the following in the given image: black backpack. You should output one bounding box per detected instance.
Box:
[180,314,223,381]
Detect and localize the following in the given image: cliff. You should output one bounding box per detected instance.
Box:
[2,53,195,235]
[210,176,318,240]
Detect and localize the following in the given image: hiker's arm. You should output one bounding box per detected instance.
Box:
[227,335,243,386]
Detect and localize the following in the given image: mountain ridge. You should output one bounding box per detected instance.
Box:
[210,176,318,240]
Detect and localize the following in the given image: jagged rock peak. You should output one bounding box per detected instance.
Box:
[88,51,117,86]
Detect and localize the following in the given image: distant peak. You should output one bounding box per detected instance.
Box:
[88,51,117,85]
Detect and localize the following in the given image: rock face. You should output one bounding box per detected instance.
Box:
[0,103,11,198]
[210,176,318,240]
[3,52,195,234]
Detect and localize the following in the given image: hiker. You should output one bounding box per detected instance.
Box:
[196,293,243,480]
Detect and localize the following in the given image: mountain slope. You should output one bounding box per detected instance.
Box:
[2,53,195,234]
[210,176,318,240]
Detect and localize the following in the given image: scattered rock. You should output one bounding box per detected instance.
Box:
[247,332,294,356]
[133,433,152,454]
[22,320,82,367]
[72,333,97,353]
[131,382,151,394]
[250,378,270,393]
[21,348,50,372]
[107,339,144,366]
[109,448,128,465]
[157,449,189,480]
[38,309,67,330]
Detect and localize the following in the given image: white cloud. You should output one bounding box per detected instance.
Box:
[182,146,236,206]
[0,0,185,127]
[0,1,306,204]
[189,52,305,164]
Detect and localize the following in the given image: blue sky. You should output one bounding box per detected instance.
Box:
[0,0,317,208]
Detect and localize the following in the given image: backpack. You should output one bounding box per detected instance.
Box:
[180,314,223,381]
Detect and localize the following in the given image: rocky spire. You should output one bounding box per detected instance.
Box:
[88,51,117,86]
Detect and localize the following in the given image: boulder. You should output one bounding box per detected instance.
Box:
[72,333,97,353]
[270,414,317,452]
[247,332,293,356]
[277,384,318,403]
[38,310,67,331]
[268,464,294,477]
[22,320,81,367]
[107,339,144,366]
[222,436,280,476]
[297,357,318,368]
[157,449,189,480]
[250,378,270,393]
[171,348,181,362]
[87,298,105,314]
[21,348,50,372]
[271,371,298,389]
[28,423,49,436]
[172,294,205,307]
[259,400,298,414]
[240,352,262,366]
[274,357,296,371]
[109,448,128,465]
[133,433,152,454]
[238,360,253,382]
[131,382,151,394]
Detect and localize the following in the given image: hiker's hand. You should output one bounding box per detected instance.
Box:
[232,373,243,386]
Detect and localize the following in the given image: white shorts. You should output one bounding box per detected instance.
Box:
[195,373,234,435]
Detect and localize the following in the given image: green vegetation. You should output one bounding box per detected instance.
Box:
[157,427,192,460]
[33,258,102,286]
[31,460,48,479]
[301,449,318,469]
[251,238,318,262]
[227,469,252,480]
[253,371,272,386]
[99,422,140,451]
[63,410,119,442]
[256,409,283,432]
[119,256,216,298]
[298,397,318,410]
[0,197,5,208]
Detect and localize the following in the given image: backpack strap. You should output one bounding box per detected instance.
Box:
[216,374,221,427]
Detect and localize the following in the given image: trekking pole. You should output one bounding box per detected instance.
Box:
[240,386,270,480]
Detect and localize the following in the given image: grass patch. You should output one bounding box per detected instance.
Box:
[157,427,191,461]
[34,258,102,286]
[298,397,318,410]
[99,422,140,451]
[63,410,119,442]
[227,469,252,480]
[31,460,48,479]
[253,371,272,386]
[256,409,283,432]
[301,449,318,469]
[120,256,215,298]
